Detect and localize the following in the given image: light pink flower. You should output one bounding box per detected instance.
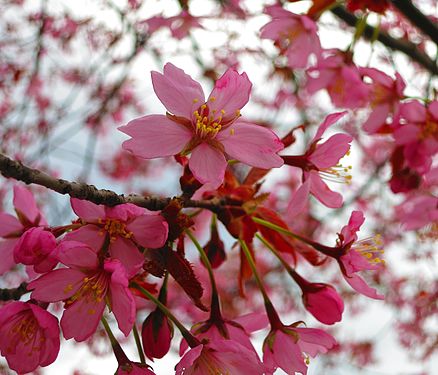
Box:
[0,185,48,275]
[28,241,136,341]
[395,194,438,231]
[176,339,265,375]
[261,5,321,69]
[394,100,438,175]
[307,50,369,109]
[0,301,60,374]
[65,198,168,277]
[263,324,336,375]
[13,227,57,273]
[119,63,284,188]
[283,112,352,209]
[360,67,405,134]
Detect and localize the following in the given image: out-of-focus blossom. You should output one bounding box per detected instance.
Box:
[0,301,60,374]
[120,63,284,188]
[347,0,390,14]
[261,6,321,69]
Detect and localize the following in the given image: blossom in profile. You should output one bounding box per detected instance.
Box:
[28,241,136,341]
[0,185,48,275]
[65,198,168,277]
[0,301,60,374]
[142,308,173,360]
[119,63,284,188]
[283,112,353,210]
[176,339,265,375]
[263,323,336,375]
[261,5,321,69]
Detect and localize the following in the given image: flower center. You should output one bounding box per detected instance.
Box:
[193,100,225,140]
[319,162,352,185]
[98,218,133,242]
[10,314,38,348]
[419,116,437,140]
[353,234,385,264]
[65,272,108,314]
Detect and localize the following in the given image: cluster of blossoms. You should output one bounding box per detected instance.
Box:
[1,0,437,373]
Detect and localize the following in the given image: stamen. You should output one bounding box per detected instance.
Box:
[353,234,385,265]
[319,163,352,185]
[100,218,133,241]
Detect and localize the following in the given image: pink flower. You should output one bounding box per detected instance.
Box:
[261,6,321,69]
[394,100,438,175]
[360,67,405,134]
[395,194,438,231]
[65,198,168,277]
[142,308,173,360]
[13,227,57,273]
[28,241,136,341]
[336,211,385,299]
[283,112,353,209]
[263,323,336,375]
[116,363,156,375]
[0,185,48,275]
[0,301,60,374]
[176,339,265,375]
[307,50,370,109]
[119,63,284,188]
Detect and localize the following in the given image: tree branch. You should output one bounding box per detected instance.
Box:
[0,153,229,212]
[0,282,28,301]
[331,5,438,76]
[391,0,438,46]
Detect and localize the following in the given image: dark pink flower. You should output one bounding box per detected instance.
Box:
[261,6,321,69]
[263,323,336,375]
[307,50,369,109]
[176,339,265,375]
[360,67,405,134]
[13,227,57,273]
[0,301,60,374]
[119,63,284,188]
[0,185,48,275]
[142,308,173,360]
[65,198,168,277]
[283,112,352,209]
[116,362,156,375]
[28,241,136,341]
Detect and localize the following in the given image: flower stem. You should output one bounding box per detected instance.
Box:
[131,282,199,348]
[133,324,146,365]
[101,316,118,347]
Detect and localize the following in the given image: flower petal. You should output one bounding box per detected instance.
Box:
[308,171,343,208]
[0,213,22,237]
[127,214,168,248]
[63,225,105,253]
[308,133,352,169]
[342,273,384,300]
[189,143,227,188]
[13,185,47,225]
[119,115,192,159]
[151,62,205,118]
[217,121,284,169]
[312,111,347,142]
[109,238,144,278]
[71,198,105,221]
[56,241,99,269]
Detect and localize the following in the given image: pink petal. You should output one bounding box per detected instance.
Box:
[393,124,419,145]
[175,345,204,375]
[61,297,106,341]
[63,225,105,253]
[363,104,390,134]
[0,239,18,275]
[127,214,169,248]
[234,312,269,333]
[428,100,438,119]
[151,62,205,118]
[217,121,284,169]
[340,211,364,244]
[286,180,310,218]
[208,69,252,121]
[360,67,393,87]
[400,101,426,123]
[70,198,104,221]
[271,330,307,375]
[189,143,227,188]
[294,328,336,355]
[105,203,145,221]
[119,115,192,159]
[28,268,85,302]
[13,185,47,225]
[313,111,347,142]
[308,171,343,208]
[109,238,144,278]
[56,241,99,269]
[0,213,22,237]
[308,133,352,169]
[306,70,336,95]
[106,260,135,336]
[342,273,384,300]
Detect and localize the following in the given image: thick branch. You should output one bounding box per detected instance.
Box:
[391,0,438,46]
[331,5,438,76]
[0,282,28,301]
[0,153,227,212]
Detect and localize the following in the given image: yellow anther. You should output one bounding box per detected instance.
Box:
[230,128,235,135]
[88,309,96,315]
[193,98,199,103]
[209,96,216,101]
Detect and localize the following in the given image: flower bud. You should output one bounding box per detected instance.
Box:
[302,283,344,325]
[142,308,173,360]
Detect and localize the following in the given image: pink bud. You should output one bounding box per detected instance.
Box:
[13,227,57,273]
[142,309,173,360]
[302,283,344,325]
